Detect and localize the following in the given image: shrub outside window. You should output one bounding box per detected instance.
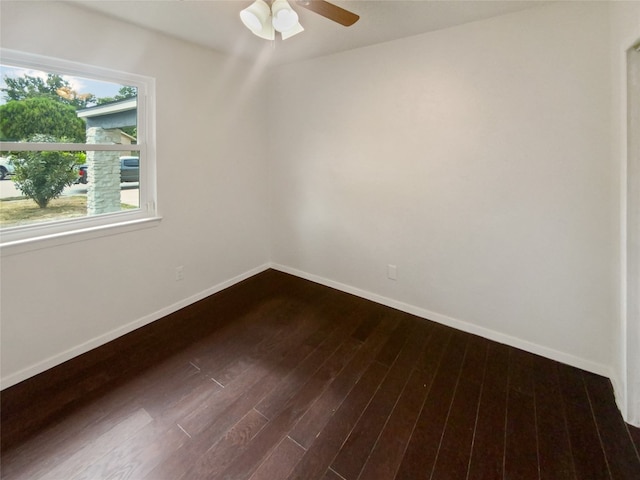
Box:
[0,49,158,252]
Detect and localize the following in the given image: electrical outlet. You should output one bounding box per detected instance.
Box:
[176,266,184,281]
[387,264,397,280]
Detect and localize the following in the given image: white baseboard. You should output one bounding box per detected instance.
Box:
[0,263,271,390]
[271,263,613,379]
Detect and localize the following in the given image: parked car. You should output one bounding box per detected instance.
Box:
[75,156,139,184]
[119,156,139,183]
[0,157,15,180]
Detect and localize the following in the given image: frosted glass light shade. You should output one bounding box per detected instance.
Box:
[240,0,275,40]
[271,0,299,32]
[281,22,304,40]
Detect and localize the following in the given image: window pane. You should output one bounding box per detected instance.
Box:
[0,150,140,229]
[0,50,155,248]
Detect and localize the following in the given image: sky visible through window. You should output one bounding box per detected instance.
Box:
[0,65,124,105]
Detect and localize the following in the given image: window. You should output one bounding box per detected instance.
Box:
[0,49,158,252]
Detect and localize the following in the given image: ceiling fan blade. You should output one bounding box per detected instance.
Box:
[296,1,359,27]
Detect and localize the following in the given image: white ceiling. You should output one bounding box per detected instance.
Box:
[71,0,551,66]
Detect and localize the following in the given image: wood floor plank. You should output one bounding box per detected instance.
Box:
[629,425,640,458]
[1,387,156,480]
[216,321,374,480]
[504,348,540,479]
[177,299,344,437]
[329,319,430,479]
[374,314,415,366]
[69,421,188,480]
[178,409,269,480]
[394,330,470,480]
[351,312,383,342]
[507,347,535,395]
[466,341,510,480]
[285,361,390,480]
[36,408,153,480]
[147,324,358,479]
[558,362,611,479]
[146,372,224,431]
[254,322,362,420]
[204,304,306,386]
[143,377,268,480]
[191,296,314,381]
[62,368,219,479]
[323,468,346,480]
[204,284,337,386]
[248,436,306,480]
[142,309,342,479]
[505,389,539,479]
[582,371,640,479]
[1,402,128,480]
[430,336,487,480]
[287,312,399,449]
[533,357,577,480]
[354,324,453,480]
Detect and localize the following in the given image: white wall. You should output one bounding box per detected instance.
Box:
[0,1,271,387]
[269,2,618,375]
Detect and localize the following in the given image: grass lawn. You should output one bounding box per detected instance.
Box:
[0,196,136,227]
[1,196,88,227]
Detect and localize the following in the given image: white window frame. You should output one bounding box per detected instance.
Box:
[0,49,160,255]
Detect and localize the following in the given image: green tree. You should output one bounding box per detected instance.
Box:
[95,86,137,105]
[11,134,81,209]
[2,74,63,100]
[0,96,86,142]
[2,73,95,108]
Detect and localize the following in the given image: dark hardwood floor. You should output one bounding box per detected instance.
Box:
[2,269,639,479]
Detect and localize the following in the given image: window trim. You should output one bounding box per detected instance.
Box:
[0,49,159,255]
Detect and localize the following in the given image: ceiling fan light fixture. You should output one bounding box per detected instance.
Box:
[271,0,299,32]
[240,0,275,40]
[280,21,304,40]
[240,0,359,42]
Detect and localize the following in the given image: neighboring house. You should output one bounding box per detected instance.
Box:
[118,129,136,147]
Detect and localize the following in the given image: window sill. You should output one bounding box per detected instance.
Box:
[1,216,162,257]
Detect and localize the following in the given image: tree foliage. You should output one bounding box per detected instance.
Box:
[2,73,95,108]
[12,135,80,209]
[0,96,86,142]
[95,86,137,105]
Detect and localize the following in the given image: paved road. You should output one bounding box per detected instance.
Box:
[0,178,140,207]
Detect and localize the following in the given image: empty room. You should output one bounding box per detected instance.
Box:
[1,1,639,479]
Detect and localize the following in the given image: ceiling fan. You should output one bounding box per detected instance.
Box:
[296,1,359,27]
[240,0,359,41]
